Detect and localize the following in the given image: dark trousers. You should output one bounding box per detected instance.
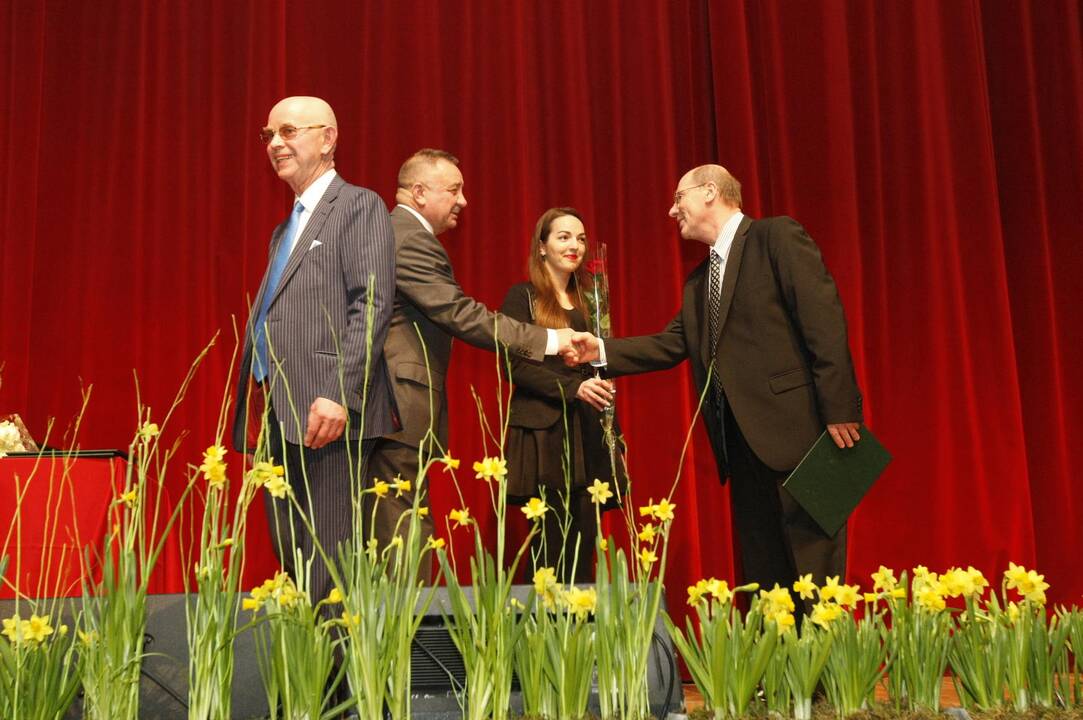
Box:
[265,407,372,606]
[723,403,845,611]
[365,438,435,582]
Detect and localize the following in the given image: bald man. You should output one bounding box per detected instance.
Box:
[233,96,395,603]
[574,165,862,604]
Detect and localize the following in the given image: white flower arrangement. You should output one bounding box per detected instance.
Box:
[0,419,27,455]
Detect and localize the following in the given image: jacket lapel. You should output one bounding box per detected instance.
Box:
[269,175,343,307]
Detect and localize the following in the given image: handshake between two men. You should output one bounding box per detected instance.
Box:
[555,328,601,365]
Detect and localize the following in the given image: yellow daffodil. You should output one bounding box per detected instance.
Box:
[24,614,54,644]
[914,585,947,613]
[871,565,897,592]
[835,583,861,609]
[599,537,609,552]
[562,586,597,620]
[533,567,559,610]
[427,536,446,550]
[449,507,472,528]
[440,453,460,471]
[810,601,843,627]
[637,523,658,543]
[819,575,842,603]
[773,611,796,634]
[78,629,99,646]
[863,592,880,604]
[793,573,817,600]
[242,597,261,612]
[1004,561,1028,590]
[199,445,228,486]
[638,498,657,517]
[587,478,613,505]
[341,611,361,628]
[327,587,344,604]
[391,476,412,496]
[965,566,989,595]
[521,497,548,521]
[137,421,159,441]
[472,456,507,482]
[639,547,658,570]
[706,578,733,604]
[118,489,138,508]
[2,615,22,644]
[652,498,676,522]
[247,461,285,488]
[372,480,390,498]
[264,474,289,499]
[1005,601,1021,624]
[417,506,430,518]
[687,580,710,607]
[760,584,796,616]
[389,536,404,549]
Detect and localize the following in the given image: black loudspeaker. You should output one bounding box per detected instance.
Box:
[409,585,684,720]
[0,594,268,720]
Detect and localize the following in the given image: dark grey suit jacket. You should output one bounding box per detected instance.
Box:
[605,215,862,475]
[382,205,548,448]
[232,174,396,450]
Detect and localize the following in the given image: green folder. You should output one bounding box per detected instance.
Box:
[782,424,891,537]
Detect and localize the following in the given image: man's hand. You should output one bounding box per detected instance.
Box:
[576,377,615,411]
[305,397,348,449]
[562,331,600,366]
[827,422,861,449]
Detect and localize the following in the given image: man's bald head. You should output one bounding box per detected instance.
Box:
[687,164,742,208]
[669,164,743,244]
[265,96,339,195]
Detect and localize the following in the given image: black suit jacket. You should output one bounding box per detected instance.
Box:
[605,215,862,475]
[500,282,593,429]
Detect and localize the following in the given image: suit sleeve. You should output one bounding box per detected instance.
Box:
[395,228,548,361]
[500,285,585,400]
[325,190,396,404]
[603,311,689,377]
[768,217,862,424]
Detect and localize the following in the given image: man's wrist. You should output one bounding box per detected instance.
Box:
[544,328,558,355]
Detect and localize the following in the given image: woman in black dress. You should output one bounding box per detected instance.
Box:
[502,207,625,582]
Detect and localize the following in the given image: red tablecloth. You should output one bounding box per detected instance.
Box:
[0,454,182,598]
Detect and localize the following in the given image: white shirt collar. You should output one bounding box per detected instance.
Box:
[396,203,434,235]
[296,168,338,211]
[712,211,744,262]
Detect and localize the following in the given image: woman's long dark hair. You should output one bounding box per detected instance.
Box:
[527,207,594,329]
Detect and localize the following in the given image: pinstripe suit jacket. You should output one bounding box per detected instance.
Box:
[232,174,397,450]
[381,205,548,448]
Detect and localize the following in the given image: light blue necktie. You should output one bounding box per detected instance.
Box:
[253,200,305,381]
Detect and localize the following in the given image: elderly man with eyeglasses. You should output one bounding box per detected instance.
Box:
[233,96,396,608]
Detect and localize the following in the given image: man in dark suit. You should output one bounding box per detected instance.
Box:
[367,149,583,565]
[233,96,395,603]
[572,164,862,597]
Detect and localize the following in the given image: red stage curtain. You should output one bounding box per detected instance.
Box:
[1,1,1080,614]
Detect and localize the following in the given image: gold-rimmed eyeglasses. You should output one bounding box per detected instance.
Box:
[673,183,709,205]
[258,124,327,144]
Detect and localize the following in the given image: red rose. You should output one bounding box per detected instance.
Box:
[585,259,606,275]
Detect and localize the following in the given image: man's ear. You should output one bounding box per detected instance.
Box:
[411,182,426,207]
[320,126,339,156]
